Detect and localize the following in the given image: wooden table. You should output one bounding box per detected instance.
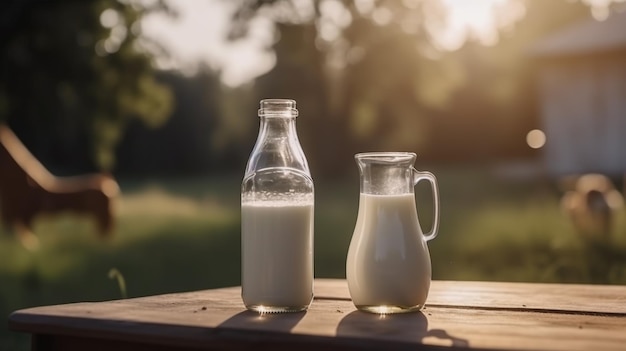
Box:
[9,279,626,351]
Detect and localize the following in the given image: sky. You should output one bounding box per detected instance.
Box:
[138,0,623,87]
[140,0,276,86]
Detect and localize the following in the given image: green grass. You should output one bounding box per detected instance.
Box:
[1,168,626,350]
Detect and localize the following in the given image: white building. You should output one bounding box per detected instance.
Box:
[532,10,626,177]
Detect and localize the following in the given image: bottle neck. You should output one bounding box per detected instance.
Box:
[244,114,310,177]
[258,115,297,142]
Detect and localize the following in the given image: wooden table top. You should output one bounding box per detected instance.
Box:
[9,279,626,351]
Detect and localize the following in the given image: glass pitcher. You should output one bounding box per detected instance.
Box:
[346,152,440,314]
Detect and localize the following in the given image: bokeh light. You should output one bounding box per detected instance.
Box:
[526,129,546,149]
[100,8,120,29]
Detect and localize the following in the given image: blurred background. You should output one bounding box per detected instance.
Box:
[1,0,626,348]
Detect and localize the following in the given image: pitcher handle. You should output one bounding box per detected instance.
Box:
[412,169,440,241]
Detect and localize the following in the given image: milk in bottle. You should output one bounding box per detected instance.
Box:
[241,200,313,308]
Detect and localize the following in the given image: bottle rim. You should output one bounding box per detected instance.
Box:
[258,99,298,117]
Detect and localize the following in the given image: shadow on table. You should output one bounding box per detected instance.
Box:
[336,311,468,348]
[217,310,306,333]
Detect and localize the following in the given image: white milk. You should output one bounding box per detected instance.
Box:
[241,200,313,311]
[347,193,431,312]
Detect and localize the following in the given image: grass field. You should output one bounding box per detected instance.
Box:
[2,167,626,350]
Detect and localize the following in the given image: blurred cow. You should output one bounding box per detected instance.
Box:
[0,125,119,249]
[560,174,624,246]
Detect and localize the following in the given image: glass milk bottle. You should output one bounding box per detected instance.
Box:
[241,99,314,313]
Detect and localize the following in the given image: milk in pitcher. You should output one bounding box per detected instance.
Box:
[347,193,431,312]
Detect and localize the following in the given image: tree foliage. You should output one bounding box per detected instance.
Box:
[0,0,173,172]
[115,68,225,175]
[226,0,599,175]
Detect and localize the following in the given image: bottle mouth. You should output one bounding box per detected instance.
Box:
[259,99,298,117]
[355,152,417,164]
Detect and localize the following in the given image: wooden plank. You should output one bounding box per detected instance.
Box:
[315,279,626,315]
[9,280,626,351]
[11,298,626,351]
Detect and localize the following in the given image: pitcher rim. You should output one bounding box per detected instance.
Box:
[355,152,417,163]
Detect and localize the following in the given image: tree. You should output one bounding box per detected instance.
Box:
[0,0,173,173]
[115,68,224,175]
[226,1,447,175]
[226,0,611,172]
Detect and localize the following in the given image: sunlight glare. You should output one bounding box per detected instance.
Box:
[434,0,524,50]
